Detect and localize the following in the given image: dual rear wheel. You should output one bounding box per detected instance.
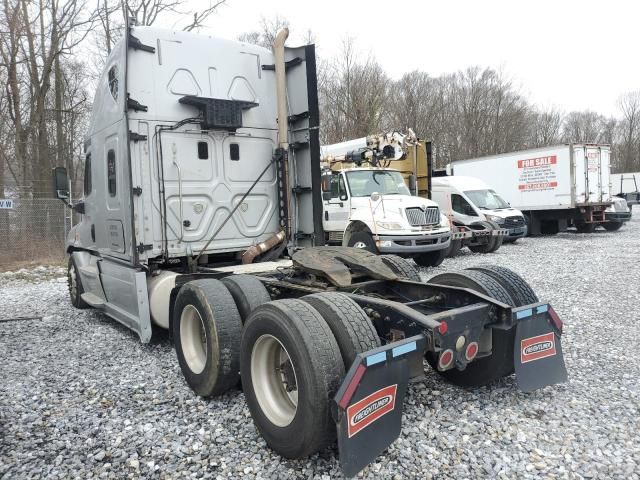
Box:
[172,278,380,459]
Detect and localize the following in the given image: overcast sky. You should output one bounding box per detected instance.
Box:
[178,0,638,117]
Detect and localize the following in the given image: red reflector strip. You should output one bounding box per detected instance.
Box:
[548,306,563,333]
[338,364,366,410]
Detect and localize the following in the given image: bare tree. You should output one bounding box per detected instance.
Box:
[528,108,563,147]
[616,91,640,172]
[319,38,390,144]
[237,15,289,49]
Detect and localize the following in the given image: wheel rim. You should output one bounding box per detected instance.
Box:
[180,305,208,375]
[251,334,298,427]
[353,241,367,249]
[68,264,77,299]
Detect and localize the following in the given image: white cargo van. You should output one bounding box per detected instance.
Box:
[432,176,525,247]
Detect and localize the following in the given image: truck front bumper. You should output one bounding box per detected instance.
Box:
[605,211,632,223]
[507,225,528,238]
[375,231,450,254]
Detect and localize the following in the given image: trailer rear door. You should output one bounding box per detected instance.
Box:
[573,145,611,203]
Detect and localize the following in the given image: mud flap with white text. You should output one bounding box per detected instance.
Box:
[513,303,568,392]
[332,336,425,478]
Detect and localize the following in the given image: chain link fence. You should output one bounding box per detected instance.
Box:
[0,197,72,271]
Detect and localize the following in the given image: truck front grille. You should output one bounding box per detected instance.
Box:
[406,207,440,226]
[504,215,525,228]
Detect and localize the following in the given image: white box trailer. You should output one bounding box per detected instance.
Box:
[451,144,626,234]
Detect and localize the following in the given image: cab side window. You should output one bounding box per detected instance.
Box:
[107,149,116,197]
[329,175,347,200]
[84,154,92,196]
[451,194,473,215]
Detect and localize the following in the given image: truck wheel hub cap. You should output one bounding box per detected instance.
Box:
[251,334,298,427]
[353,241,367,249]
[180,305,207,375]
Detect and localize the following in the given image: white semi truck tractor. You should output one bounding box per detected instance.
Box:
[319,133,454,267]
[52,23,568,477]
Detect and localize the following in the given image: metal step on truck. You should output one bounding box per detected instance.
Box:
[52,23,567,478]
[318,133,455,267]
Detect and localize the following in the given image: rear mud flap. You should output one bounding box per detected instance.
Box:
[513,303,568,392]
[332,336,426,478]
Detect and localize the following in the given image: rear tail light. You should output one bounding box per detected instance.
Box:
[438,349,454,370]
[465,342,479,361]
[438,321,448,335]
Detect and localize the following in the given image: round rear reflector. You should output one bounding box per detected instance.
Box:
[438,321,448,335]
[438,349,454,370]
[465,342,479,361]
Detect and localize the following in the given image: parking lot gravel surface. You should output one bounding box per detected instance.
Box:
[1,216,639,479]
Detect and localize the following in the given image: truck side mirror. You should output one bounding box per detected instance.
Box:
[322,192,331,201]
[408,175,417,195]
[52,167,69,201]
[321,176,331,192]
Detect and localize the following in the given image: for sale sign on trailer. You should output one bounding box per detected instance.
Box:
[517,155,558,191]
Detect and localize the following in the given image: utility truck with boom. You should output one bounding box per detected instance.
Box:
[319,133,453,267]
[53,24,568,477]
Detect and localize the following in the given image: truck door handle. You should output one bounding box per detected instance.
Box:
[325,211,328,221]
[91,224,95,242]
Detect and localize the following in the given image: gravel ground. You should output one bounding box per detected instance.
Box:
[1,216,639,479]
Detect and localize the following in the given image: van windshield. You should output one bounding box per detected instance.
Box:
[346,171,411,197]
[464,189,509,210]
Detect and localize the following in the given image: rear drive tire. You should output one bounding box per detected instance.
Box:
[301,292,381,367]
[575,222,596,233]
[426,270,516,387]
[468,242,492,254]
[173,279,242,397]
[466,265,538,306]
[241,300,344,459]
[347,231,378,253]
[221,275,271,323]
[68,256,90,309]
[380,254,422,281]
[603,222,623,231]
[487,234,504,253]
[414,248,447,267]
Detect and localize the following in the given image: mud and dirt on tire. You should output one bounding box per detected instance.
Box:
[414,248,447,267]
[68,256,89,309]
[380,254,422,281]
[240,300,344,459]
[347,231,378,253]
[173,279,242,397]
[301,292,381,367]
[426,270,516,387]
[221,274,271,323]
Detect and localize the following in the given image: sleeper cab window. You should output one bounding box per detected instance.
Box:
[84,154,92,196]
[108,65,118,101]
[107,149,116,197]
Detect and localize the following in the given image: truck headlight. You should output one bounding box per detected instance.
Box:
[485,214,505,225]
[376,221,404,230]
